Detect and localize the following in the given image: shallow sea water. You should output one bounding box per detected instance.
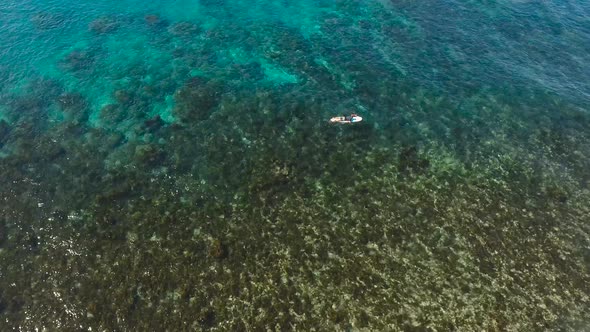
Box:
[0,0,589,330]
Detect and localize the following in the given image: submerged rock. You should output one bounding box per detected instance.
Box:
[102,132,125,150]
[173,78,223,123]
[145,14,160,25]
[208,238,227,260]
[99,104,126,125]
[0,120,10,148]
[169,22,201,37]
[57,93,86,110]
[57,93,88,122]
[134,144,165,165]
[0,218,7,247]
[144,14,168,29]
[61,50,96,72]
[23,78,64,103]
[398,145,430,175]
[113,89,134,105]
[19,232,40,253]
[198,309,216,329]
[142,115,165,133]
[89,16,120,34]
[229,62,264,81]
[36,136,67,162]
[31,12,65,30]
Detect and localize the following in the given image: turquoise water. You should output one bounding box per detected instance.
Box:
[0,0,589,330]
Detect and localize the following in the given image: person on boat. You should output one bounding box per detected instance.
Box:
[329,113,362,124]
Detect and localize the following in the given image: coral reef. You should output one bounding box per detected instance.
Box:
[0,0,589,331]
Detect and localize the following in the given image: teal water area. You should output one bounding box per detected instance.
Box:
[0,0,589,330]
